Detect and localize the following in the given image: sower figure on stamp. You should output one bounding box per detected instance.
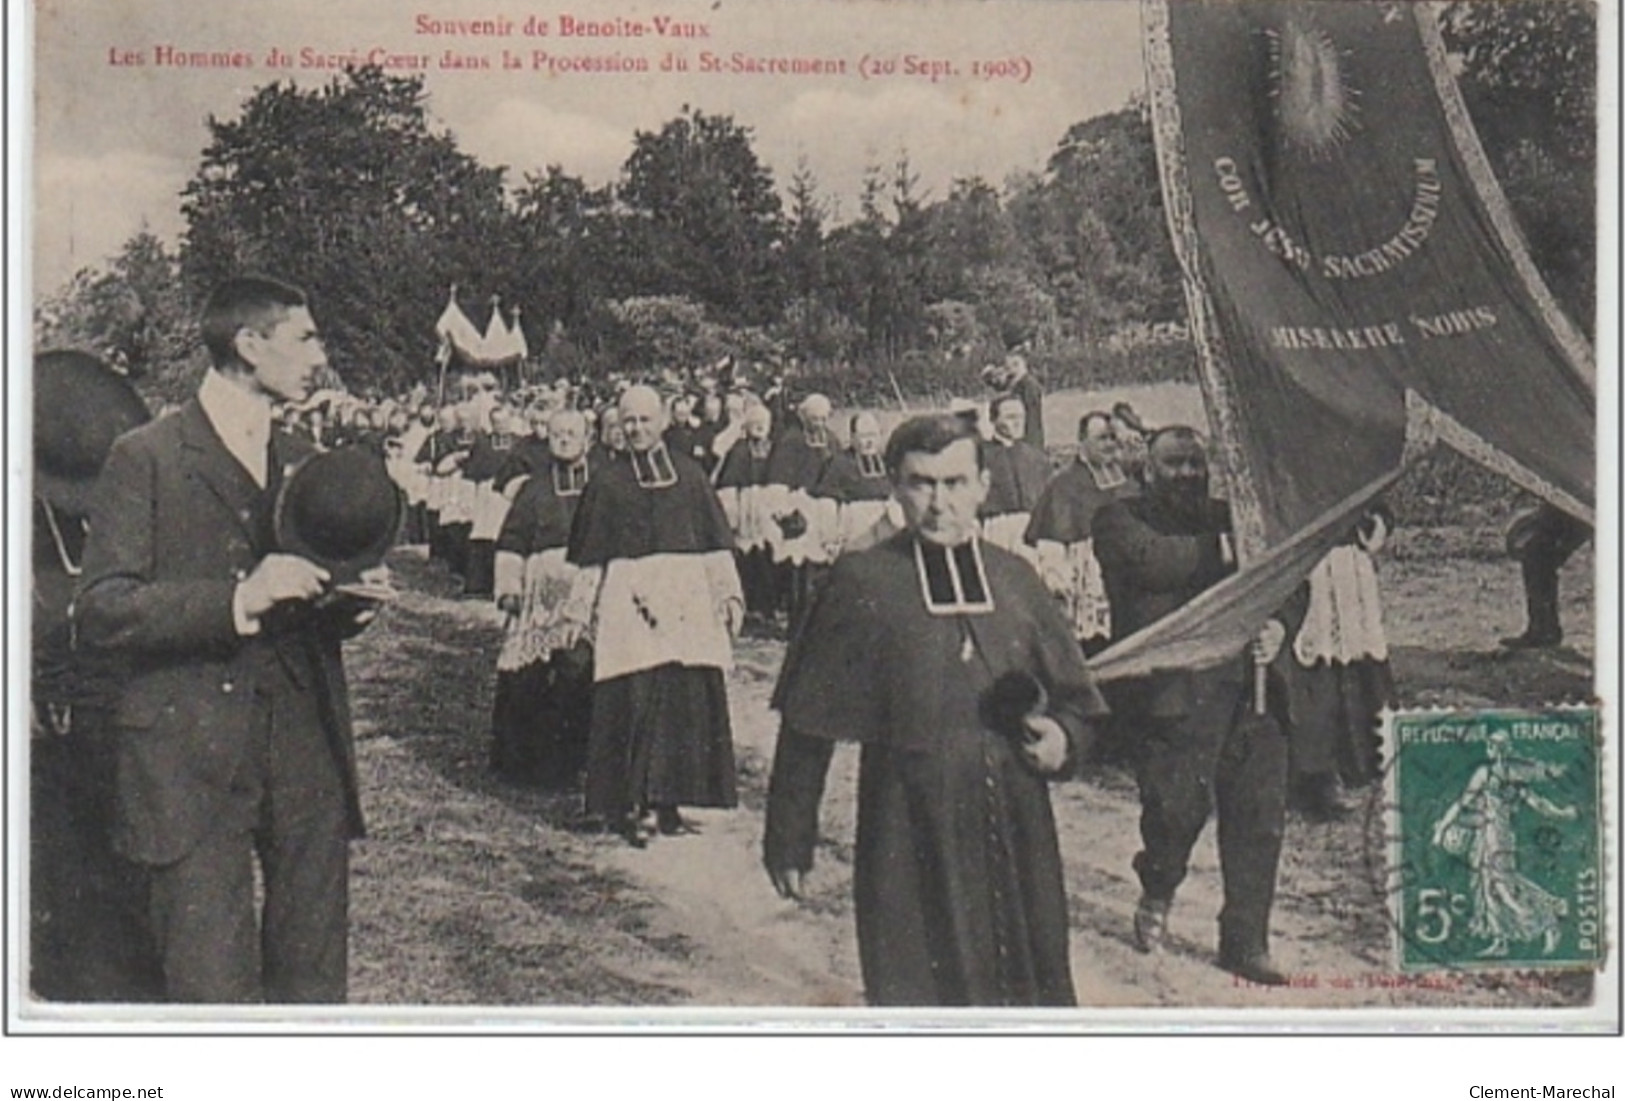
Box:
[73,277,389,1002]
[765,414,1105,1006]
[1093,427,1299,986]
[1430,730,1578,959]
[563,385,744,847]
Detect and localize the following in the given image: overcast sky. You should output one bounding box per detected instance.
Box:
[31,0,1145,296]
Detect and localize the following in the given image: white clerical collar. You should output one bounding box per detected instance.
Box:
[913,536,994,616]
[630,443,678,488]
[552,456,589,497]
[1081,455,1127,490]
[198,368,273,488]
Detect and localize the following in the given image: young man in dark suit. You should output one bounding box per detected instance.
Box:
[74,276,383,1003]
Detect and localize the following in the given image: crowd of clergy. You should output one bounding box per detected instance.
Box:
[281,355,1391,838]
[260,354,1394,998]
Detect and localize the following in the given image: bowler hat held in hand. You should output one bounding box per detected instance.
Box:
[274,446,404,585]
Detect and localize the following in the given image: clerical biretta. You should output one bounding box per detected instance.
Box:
[764,413,1105,1006]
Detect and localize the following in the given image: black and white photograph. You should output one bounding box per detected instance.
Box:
[7,0,1619,1080]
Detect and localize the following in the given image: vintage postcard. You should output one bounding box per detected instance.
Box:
[10,0,1617,1038]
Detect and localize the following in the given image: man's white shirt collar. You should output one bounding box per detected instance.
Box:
[198,369,274,488]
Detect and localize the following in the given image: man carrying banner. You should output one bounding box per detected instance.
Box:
[1093,427,1297,986]
[765,413,1103,1006]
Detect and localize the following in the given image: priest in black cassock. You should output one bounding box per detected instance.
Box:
[763,393,836,634]
[714,402,780,618]
[979,393,1050,570]
[1025,410,1134,656]
[811,411,895,558]
[764,413,1105,1006]
[490,409,594,788]
[564,386,744,845]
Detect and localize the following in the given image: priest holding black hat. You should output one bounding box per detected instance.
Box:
[73,275,390,1003]
[765,412,1104,1006]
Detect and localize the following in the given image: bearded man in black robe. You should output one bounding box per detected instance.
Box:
[1093,427,1296,986]
[765,414,1104,1006]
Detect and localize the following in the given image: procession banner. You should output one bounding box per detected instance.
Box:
[1093,0,1597,682]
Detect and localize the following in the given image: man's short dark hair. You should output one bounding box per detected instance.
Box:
[1078,410,1114,438]
[201,276,308,368]
[1146,424,1207,453]
[884,414,984,477]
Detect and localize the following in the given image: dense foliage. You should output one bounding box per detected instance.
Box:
[35,1,1594,427]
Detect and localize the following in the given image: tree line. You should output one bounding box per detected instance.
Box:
[35,1,1595,410]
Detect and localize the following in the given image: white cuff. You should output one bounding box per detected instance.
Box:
[232,582,263,637]
[494,551,525,601]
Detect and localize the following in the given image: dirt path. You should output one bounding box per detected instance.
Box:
[342,540,1592,1010]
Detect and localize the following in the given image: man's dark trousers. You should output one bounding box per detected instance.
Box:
[1130,669,1289,955]
[145,655,350,1003]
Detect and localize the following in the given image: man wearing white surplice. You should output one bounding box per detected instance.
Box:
[762,393,837,633]
[563,386,744,846]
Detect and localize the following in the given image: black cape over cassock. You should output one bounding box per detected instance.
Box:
[567,447,741,819]
[491,455,594,787]
[765,532,1106,1006]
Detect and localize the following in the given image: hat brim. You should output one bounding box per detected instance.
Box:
[274,449,404,583]
[35,350,151,513]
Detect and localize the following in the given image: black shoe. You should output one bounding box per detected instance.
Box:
[1133,896,1170,954]
[655,806,700,836]
[1220,951,1289,986]
[1500,631,1562,651]
[1302,774,1355,821]
[615,815,648,849]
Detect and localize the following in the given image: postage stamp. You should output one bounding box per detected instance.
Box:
[1385,706,1604,973]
